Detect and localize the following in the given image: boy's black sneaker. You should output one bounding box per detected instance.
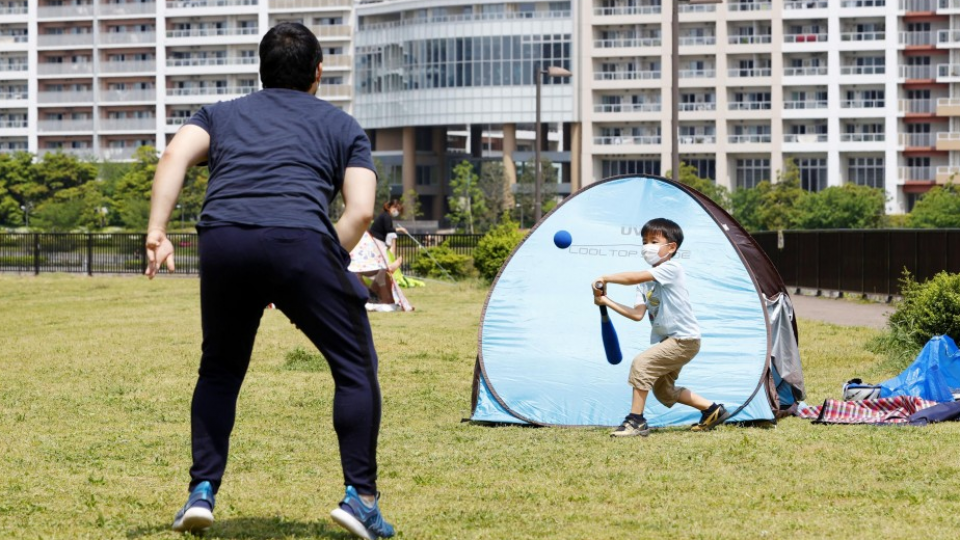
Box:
[610,414,650,437]
[692,403,731,432]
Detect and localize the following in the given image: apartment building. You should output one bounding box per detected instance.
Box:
[0,0,353,161]
[585,0,960,213]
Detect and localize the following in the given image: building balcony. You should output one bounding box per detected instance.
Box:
[900,166,934,182]
[594,135,662,146]
[900,31,935,47]
[784,100,828,110]
[679,69,715,79]
[784,66,828,77]
[38,147,94,159]
[935,132,960,150]
[728,101,771,111]
[679,36,716,47]
[167,86,256,97]
[100,118,157,132]
[594,103,662,114]
[100,60,157,75]
[840,65,886,76]
[593,5,662,17]
[900,133,936,148]
[594,37,662,49]
[101,88,156,103]
[0,91,28,101]
[679,102,716,112]
[728,35,773,46]
[937,29,960,46]
[936,97,960,115]
[311,25,352,40]
[840,31,886,42]
[728,1,772,12]
[37,5,94,19]
[903,0,936,12]
[99,32,156,46]
[935,166,960,184]
[900,65,936,80]
[100,2,157,17]
[166,27,259,39]
[0,5,28,16]
[841,0,887,8]
[36,91,94,104]
[37,119,94,133]
[783,33,827,44]
[936,63,960,81]
[166,56,257,70]
[899,99,936,114]
[271,0,352,8]
[727,68,772,78]
[728,134,772,144]
[37,63,94,77]
[679,3,718,13]
[840,133,885,142]
[841,99,886,109]
[784,133,828,143]
[939,0,960,14]
[37,34,95,48]
[785,0,828,9]
[324,54,352,69]
[166,117,191,128]
[594,71,662,82]
[317,84,351,99]
[0,63,29,74]
[101,147,143,161]
[0,119,27,129]
[166,0,258,9]
[678,135,716,145]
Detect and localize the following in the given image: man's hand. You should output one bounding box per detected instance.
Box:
[594,294,609,307]
[145,229,175,279]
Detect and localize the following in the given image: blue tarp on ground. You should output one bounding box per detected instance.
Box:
[880,335,960,403]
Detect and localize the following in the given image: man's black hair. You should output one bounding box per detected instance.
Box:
[259,22,323,91]
[641,217,684,251]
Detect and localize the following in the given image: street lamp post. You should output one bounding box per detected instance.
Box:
[672,0,723,180]
[20,203,30,228]
[534,64,572,224]
[99,206,109,229]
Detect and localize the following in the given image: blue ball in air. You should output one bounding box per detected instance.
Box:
[553,230,572,249]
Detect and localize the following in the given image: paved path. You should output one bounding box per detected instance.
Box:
[791,294,893,329]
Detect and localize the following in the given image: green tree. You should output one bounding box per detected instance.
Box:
[446,160,485,233]
[909,183,960,228]
[177,166,208,229]
[32,198,85,231]
[34,151,97,196]
[731,181,769,232]
[515,158,558,227]
[1,152,41,222]
[669,162,731,210]
[475,161,508,233]
[113,146,159,229]
[401,189,422,221]
[756,159,805,231]
[373,157,394,215]
[795,183,886,229]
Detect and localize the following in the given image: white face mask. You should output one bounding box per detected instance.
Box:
[390,209,400,218]
[642,243,668,266]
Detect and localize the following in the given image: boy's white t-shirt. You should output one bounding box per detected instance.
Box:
[634,259,701,344]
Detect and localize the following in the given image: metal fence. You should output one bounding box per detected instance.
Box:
[0,233,482,276]
[752,229,960,298]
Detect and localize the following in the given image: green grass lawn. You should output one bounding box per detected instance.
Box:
[2,274,959,539]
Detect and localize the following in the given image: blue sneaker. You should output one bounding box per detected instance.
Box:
[172,481,215,533]
[330,485,395,539]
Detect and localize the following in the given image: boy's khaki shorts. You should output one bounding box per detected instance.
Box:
[628,337,701,408]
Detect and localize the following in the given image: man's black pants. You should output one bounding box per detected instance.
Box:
[189,226,381,495]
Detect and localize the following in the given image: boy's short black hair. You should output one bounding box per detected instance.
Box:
[259,22,323,91]
[641,218,684,250]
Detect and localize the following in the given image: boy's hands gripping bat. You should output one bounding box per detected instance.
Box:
[593,281,623,365]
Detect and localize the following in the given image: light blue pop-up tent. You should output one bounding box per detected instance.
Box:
[471,175,805,428]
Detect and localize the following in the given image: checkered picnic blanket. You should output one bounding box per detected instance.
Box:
[796,396,939,424]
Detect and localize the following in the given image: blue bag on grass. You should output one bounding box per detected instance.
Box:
[880,335,960,403]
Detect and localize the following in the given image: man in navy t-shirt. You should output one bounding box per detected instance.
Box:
[144,22,395,539]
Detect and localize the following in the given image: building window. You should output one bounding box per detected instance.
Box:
[736,158,769,190]
[684,158,715,181]
[601,159,661,178]
[415,164,435,186]
[848,157,884,189]
[793,157,828,192]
